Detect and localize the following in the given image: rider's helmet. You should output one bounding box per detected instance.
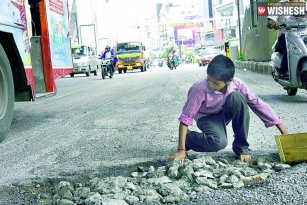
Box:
[105,46,110,52]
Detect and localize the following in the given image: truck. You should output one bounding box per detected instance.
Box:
[0,0,73,142]
[115,30,150,74]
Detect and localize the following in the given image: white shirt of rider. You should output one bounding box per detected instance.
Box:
[105,51,112,58]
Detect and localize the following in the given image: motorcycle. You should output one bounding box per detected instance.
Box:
[158,58,163,67]
[167,55,179,70]
[101,57,114,79]
[271,16,307,96]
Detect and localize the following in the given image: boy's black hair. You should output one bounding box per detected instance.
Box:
[207,54,235,82]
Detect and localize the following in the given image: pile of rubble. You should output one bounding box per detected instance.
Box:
[39,156,291,205]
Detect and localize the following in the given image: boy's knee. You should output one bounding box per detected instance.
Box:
[185,133,228,152]
[207,135,228,152]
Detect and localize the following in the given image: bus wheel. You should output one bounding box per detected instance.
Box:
[0,44,14,142]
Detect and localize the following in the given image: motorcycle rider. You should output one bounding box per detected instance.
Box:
[101,46,117,75]
[166,46,175,58]
[266,0,305,78]
[166,46,179,67]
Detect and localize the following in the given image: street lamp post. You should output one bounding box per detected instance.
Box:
[236,0,242,50]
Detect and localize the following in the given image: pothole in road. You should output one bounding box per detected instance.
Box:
[0,154,292,205]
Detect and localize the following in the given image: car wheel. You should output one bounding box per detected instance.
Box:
[0,43,14,142]
[93,66,98,76]
[86,66,91,76]
[70,73,74,77]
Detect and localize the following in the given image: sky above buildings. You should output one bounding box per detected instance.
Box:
[71,0,250,40]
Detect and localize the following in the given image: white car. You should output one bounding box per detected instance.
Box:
[71,45,99,77]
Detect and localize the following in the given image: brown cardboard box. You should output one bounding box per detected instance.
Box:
[275,132,307,163]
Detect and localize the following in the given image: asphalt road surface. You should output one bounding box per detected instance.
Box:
[1,63,306,190]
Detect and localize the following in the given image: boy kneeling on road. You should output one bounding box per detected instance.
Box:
[168,55,288,164]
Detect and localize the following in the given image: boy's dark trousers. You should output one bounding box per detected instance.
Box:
[185,91,250,156]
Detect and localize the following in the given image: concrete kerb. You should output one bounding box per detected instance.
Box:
[252,62,258,72]
[236,61,272,74]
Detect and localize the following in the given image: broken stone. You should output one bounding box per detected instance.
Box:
[73,187,91,199]
[181,163,195,181]
[157,183,183,197]
[101,198,129,205]
[49,156,292,205]
[57,199,74,205]
[173,179,192,191]
[193,185,213,193]
[226,167,242,177]
[148,166,155,172]
[193,170,214,179]
[273,163,291,171]
[139,195,161,204]
[232,181,245,188]
[124,182,136,191]
[219,174,229,184]
[218,161,227,167]
[219,158,229,164]
[220,183,233,189]
[146,170,166,179]
[125,195,139,204]
[167,160,183,179]
[195,177,217,189]
[242,173,268,186]
[226,175,239,183]
[193,156,216,166]
[233,160,250,169]
[258,162,273,171]
[54,181,74,200]
[84,192,102,205]
[147,176,173,185]
[213,168,226,178]
[137,166,146,172]
[131,172,147,178]
[241,167,259,177]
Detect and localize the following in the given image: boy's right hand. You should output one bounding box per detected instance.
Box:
[167,150,186,165]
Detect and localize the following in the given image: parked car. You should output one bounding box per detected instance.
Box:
[70,44,99,77]
[197,49,220,67]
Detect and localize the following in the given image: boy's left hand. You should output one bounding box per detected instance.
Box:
[239,154,251,163]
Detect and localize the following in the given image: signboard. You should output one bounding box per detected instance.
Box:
[45,0,72,68]
[8,0,32,67]
[80,24,97,49]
